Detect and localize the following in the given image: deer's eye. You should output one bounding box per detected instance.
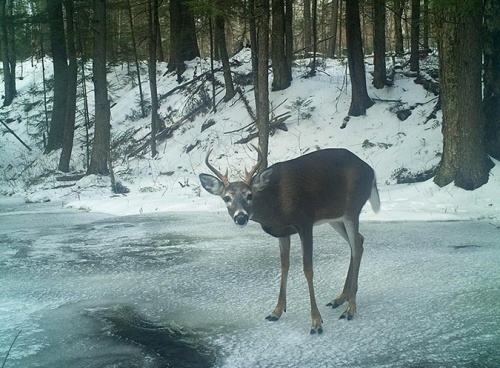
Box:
[246,193,253,201]
[223,195,231,203]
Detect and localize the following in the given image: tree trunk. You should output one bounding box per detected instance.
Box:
[148,0,160,157]
[422,0,429,51]
[0,0,15,106]
[58,0,77,172]
[284,0,293,82]
[254,0,270,170]
[409,0,419,72]
[88,0,111,176]
[346,0,374,116]
[310,0,318,75]
[126,0,145,117]
[483,0,500,160]
[393,0,404,55]
[434,0,492,190]
[215,15,236,101]
[45,0,68,153]
[337,0,343,56]
[303,0,311,55]
[372,0,386,89]
[167,0,200,76]
[329,0,339,58]
[271,0,291,91]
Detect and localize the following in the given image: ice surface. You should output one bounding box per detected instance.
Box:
[1,199,499,367]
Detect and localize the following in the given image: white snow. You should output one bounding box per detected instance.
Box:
[1,50,499,226]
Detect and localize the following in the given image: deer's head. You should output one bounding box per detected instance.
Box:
[199,149,272,227]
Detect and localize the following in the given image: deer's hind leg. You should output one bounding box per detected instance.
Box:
[327,220,364,320]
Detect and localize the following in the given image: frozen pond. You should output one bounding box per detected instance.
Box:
[1,197,499,367]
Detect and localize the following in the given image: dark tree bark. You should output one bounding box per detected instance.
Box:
[148,0,161,157]
[45,0,68,153]
[346,0,374,116]
[284,0,293,82]
[214,15,236,101]
[0,0,15,106]
[409,0,420,72]
[88,0,111,175]
[434,0,492,190]
[126,0,145,117]
[372,0,386,89]
[393,0,404,55]
[155,13,164,61]
[310,0,318,75]
[483,0,500,160]
[329,0,339,58]
[252,0,270,170]
[167,0,200,77]
[271,0,291,91]
[422,0,429,51]
[303,0,312,55]
[58,0,77,172]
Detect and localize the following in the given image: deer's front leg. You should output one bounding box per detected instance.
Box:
[266,236,290,322]
[300,226,323,334]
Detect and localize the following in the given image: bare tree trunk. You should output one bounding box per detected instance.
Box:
[148,0,160,157]
[271,0,291,90]
[253,0,270,170]
[329,0,339,58]
[88,0,111,175]
[422,0,429,51]
[45,0,68,152]
[434,0,491,190]
[483,0,500,160]
[215,15,236,101]
[409,0,419,72]
[303,0,312,55]
[373,0,386,89]
[58,0,77,172]
[310,0,318,75]
[126,0,145,117]
[284,0,293,82]
[394,0,404,55]
[0,0,16,106]
[167,0,200,77]
[346,0,374,116]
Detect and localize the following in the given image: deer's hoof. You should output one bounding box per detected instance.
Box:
[310,326,323,335]
[339,310,354,320]
[326,301,341,309]
[265,315,280,322]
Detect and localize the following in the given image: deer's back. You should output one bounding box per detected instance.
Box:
[251,149,374,235]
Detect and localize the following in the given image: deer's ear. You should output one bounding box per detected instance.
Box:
[251,168,273,192]
[199,174,225,196]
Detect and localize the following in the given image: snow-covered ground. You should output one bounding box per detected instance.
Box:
[0,49,499,224]
[1,199,499,367]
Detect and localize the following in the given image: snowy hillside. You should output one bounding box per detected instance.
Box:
[1,50,499,224]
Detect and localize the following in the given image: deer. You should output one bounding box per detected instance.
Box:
[199,147,380,334]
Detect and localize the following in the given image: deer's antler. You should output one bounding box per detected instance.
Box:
[205,149,230,187]
[245,144,263,184]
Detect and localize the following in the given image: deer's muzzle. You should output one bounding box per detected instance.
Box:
[234,212,249,227]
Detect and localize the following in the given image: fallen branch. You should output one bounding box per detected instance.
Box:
[1,120,32,151]
[159,67,223,104]
[127,104,207,158]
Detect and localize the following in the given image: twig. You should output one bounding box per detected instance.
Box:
[2,330,21,368]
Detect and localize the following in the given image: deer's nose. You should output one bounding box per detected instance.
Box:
[234,212,249,226]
